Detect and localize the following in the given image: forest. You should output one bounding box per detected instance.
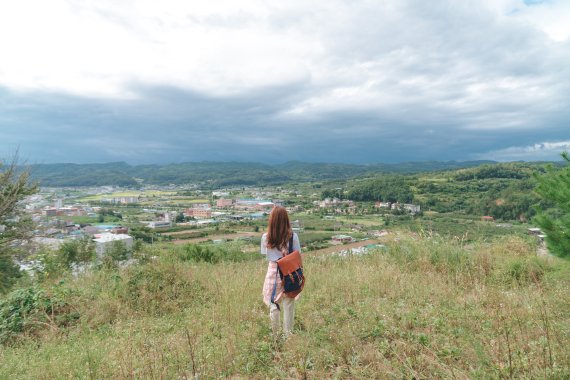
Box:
[28,160,495,187]
[320,162,554,221]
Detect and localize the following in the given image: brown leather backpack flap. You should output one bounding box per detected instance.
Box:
[277,250,302,276]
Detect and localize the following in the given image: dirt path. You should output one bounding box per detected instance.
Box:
[306,239,381,257]
[170,231,387,255]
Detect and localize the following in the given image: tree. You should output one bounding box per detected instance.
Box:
[175,212,185,223]
[0,156,38,292]
[534,152,570,258]
[58,237,96,269]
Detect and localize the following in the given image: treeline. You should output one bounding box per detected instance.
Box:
[29,162,138,187]
[28,160,494,187]
[323,176,414,203]
[321,162,554,221]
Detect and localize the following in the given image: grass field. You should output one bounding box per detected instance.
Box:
[76,190,180,202]
[1,235,569,378]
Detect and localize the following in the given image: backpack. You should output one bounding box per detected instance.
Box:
[270,234,305,309]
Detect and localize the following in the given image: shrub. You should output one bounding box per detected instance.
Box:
[0,286,77,345]
[179,244,217,263]
[504,257,549,285]
[122,263,208,315]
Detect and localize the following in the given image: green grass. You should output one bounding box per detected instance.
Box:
[1,236,569,378]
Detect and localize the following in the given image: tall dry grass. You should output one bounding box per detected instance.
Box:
[1,235,569,378]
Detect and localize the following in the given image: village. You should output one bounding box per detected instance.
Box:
[12,179,547,273]
[13,184,432,263]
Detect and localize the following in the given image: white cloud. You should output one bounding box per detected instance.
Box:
[0,0,318,98]
[513,1,570,42]
[476,141,570,161]
[0,0,569,163]
[1,0,568,100]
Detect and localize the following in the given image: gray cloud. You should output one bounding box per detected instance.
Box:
[1,0,569,164]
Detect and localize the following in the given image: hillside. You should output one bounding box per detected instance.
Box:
[320,162,553,221]
[28,160,495,187]
[1,236,569,378]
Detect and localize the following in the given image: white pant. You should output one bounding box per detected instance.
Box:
[270,296,295,335]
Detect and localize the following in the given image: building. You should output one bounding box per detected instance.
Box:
[146,221,172,229]
[375,201,391,209]
[235,199,273,211]
[93,233,133,256]
[111,226,129,234]
[331,234,354,244]
[247,212,266,220]
[57,207,83,216]
[216,198,234,208]
[43,208,57,217]
[318,198,355,209]
[185,208,212,219]
[291,219,304,233]
[403,204,421,214]
[255,202,275,211]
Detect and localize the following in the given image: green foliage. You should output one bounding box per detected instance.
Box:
[29,160,493,187]
[324,175,414,203]
[176,243,258,264]
[0,255,21,293]
[123,263,208,315]
[533,152,570,258]
[129,226,155,243]
[179,244,217,263]
[100,241,130,269]
[0,286,76,344]
[34,238,96,279]
[2,235,568,378]
[175,212,185,223]
[454,163,532,181]
[1,157,38,293]
[29,162,139,187]
[505,256,548,285]
[59,238,96,268]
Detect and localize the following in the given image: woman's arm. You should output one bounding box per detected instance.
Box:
[293,233,301,253]
[260,233,268,255]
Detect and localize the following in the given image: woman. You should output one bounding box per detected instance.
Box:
[261,206,301,336]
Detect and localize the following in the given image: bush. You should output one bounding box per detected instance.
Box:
[176,243,259,264]
[504,257,549,285]
[122,264,208,315]
[179,244,217,263]
[0,286,77,345]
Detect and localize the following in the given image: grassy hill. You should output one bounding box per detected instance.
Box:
[28,160,496,187]
[1,235,569,378]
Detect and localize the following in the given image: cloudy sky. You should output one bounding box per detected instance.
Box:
[0,0,569,164]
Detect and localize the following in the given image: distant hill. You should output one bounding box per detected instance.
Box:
[27,160,497,187]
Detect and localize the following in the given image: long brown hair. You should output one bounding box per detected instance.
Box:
[266,206,292,250]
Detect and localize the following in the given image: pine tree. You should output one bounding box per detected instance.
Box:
[0,156,38,292]
[534,152,570,258]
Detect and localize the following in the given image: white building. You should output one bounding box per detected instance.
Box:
[146,220,172,229]
[403,204,421,214]
[93,233,133,256]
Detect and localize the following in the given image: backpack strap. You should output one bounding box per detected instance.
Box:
[270,269,280,311]
[270,233,294,310]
